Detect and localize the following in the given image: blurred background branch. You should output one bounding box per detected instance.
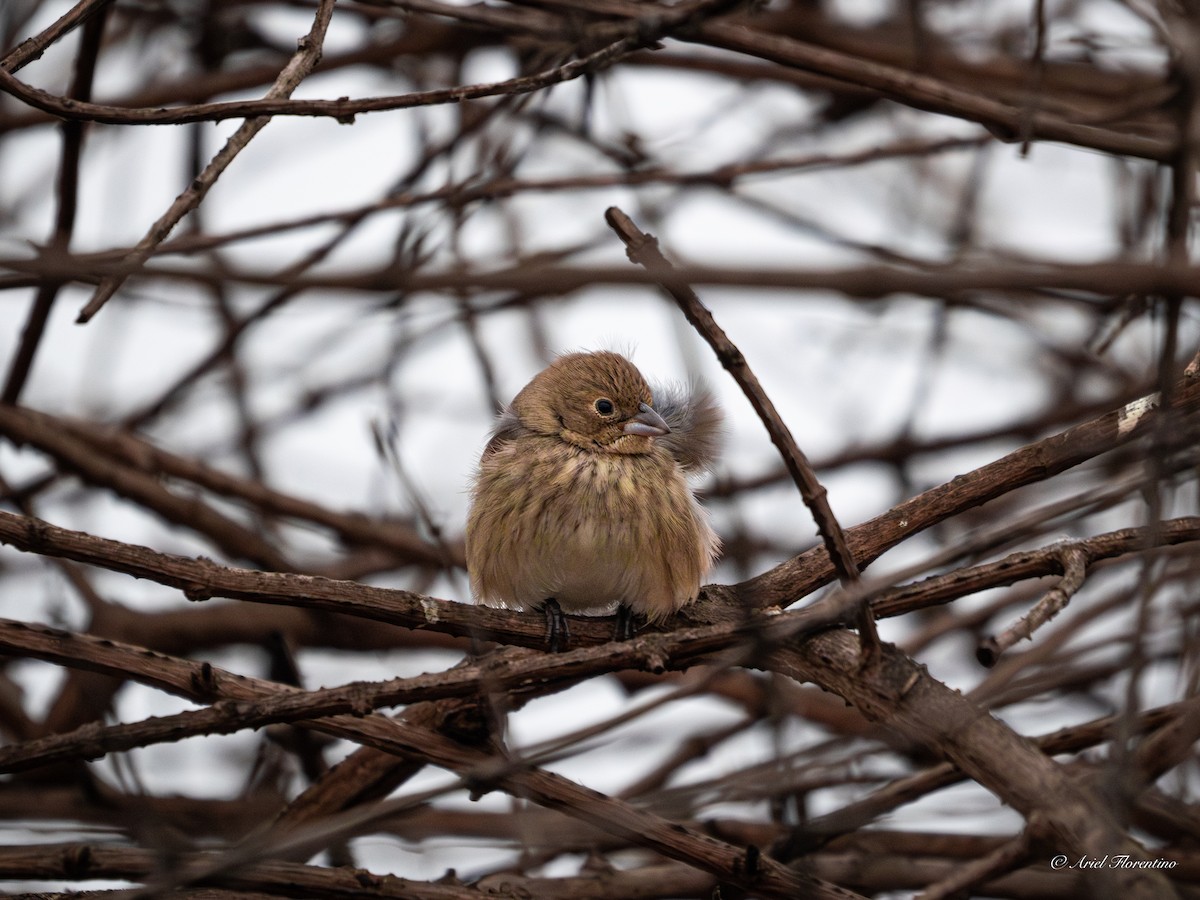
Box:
[1,0,1198,895]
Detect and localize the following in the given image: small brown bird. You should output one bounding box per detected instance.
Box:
[465,351,721,646]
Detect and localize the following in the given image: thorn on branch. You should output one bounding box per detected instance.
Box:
[348,687,375,717]
[183,584,212,602]
[190,661,219,701]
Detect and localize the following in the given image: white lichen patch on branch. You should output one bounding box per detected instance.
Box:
[1117,393,1160,436]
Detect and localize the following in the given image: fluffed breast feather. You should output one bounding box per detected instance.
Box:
[465,350,723,623]
[652,381,723,475]
[466,434,719,621]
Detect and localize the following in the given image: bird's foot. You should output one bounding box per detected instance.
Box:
[543,598,569,652]
[614,604,639,642]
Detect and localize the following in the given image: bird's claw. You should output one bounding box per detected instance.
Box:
[614,604,637,642]
[543,598,569,652]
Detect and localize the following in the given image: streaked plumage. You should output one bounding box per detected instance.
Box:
[465,351,721,624]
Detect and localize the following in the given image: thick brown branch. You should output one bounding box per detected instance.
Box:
[768,634,1174,898]
[15,252,1200,299]
[0,622,857,899]
[691,22,1171,160]
[738,378,1198,607]
[0,405,292,570]
[58,415,452,567]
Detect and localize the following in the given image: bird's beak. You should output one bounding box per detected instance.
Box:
[623,402,671,437]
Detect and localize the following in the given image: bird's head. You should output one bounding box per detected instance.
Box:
[512,351,671,454]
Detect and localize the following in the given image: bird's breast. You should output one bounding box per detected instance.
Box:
[467,438,714,617]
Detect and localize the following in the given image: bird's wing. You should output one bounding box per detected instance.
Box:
[481,405,524,459]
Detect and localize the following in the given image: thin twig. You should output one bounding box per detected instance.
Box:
[977,545,1090,667]
[603,207,875,646]
[916,828,1034,900]
[73,0,338,323]
[2,4,109,403]
[0,0,115,73]
[1018,0,1048,154]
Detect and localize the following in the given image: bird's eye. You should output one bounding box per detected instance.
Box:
[594,398,615,416]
